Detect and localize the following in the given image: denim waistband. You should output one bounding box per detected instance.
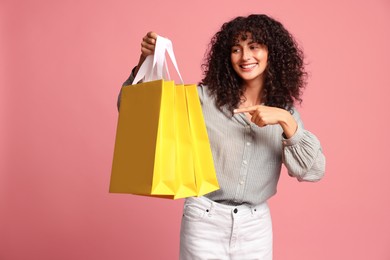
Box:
[185,196,268,216]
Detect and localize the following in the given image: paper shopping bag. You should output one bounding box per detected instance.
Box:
[110,79,177,196]
[185,85,220,196]
[110,35,219,199]
[171,84,198,199]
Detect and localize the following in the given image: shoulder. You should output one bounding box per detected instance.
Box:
[290,107,300,117]
[289,106,305,128]
[197,84,213,104]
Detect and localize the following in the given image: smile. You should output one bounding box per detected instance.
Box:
[240,63,258,69]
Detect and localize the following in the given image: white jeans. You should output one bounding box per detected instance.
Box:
[180,196,273,260]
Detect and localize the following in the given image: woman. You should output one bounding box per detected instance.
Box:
[121,14,325,260]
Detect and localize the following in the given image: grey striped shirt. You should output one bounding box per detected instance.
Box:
[197,85,325,206]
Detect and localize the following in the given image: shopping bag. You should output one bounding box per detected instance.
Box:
[186,85,219,196]
[110,79,177,196]
[110,35,219,198]
[170,84,197,199]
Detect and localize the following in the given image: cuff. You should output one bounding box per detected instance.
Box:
[282,124,305,146]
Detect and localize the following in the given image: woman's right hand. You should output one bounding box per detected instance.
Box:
[135,31,158,76]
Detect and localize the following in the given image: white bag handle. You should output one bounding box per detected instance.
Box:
[132,35,183,85]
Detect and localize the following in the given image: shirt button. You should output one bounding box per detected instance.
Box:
[243,160,248,165]
[246,142,251,146]
[233,208,238,214]
[239,181,244,185]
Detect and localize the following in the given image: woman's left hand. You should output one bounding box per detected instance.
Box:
[233,105,298,138]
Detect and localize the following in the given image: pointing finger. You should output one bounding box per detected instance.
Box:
[233,106,258,114]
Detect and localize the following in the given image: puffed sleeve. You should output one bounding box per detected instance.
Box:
[282,108,326,182]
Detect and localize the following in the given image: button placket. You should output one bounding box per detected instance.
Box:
[233,126,253,203]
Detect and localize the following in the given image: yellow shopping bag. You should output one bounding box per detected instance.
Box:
[110,79,177,196]
[186,85,219,196]
[110,35,219,199]
[172,84,198,199]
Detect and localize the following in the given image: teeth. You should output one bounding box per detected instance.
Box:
[241,64,257,69]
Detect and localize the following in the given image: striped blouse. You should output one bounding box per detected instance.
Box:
[197,85,325,206]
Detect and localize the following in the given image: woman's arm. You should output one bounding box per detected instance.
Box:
[281,109,325,182]
[234,106,325,182]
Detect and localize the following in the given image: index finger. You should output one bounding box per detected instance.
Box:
[233,106,258,114]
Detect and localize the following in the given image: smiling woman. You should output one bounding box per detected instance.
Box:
[202,15,307,113]
[119,14,325,260]
[2,0,390,259]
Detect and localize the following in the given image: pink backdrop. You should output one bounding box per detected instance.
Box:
[2,0,390,259]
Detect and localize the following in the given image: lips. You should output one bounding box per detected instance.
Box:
[240,63,258,70]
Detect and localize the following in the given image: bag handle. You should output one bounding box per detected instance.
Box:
[132,35,184,85]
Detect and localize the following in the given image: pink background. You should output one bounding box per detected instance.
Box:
[1,0,390,259]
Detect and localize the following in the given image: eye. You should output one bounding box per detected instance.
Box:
[231,48,241,53]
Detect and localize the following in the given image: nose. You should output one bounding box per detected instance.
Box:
[242,48,251,61]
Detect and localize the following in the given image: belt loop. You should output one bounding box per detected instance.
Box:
[207,200,215,217]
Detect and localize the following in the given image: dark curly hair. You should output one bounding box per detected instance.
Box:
[201,14,307,112]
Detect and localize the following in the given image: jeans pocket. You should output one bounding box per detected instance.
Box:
[183,204,206,221]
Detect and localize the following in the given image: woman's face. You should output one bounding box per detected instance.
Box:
[230,34,268,86]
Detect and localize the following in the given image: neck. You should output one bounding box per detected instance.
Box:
[241,78,264,107]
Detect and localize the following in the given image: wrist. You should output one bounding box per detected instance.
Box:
[278,109,297,139]
[134,54,147,77]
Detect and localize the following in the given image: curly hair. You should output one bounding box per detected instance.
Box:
[201,14,307,112]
